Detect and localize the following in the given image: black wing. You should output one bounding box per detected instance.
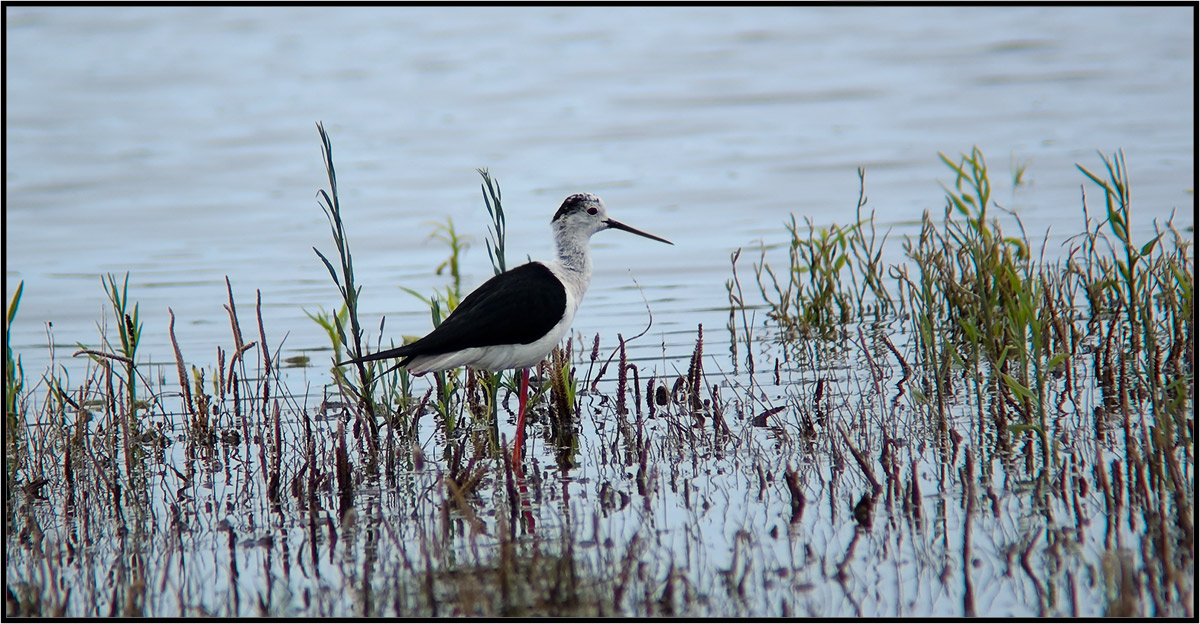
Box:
[339,262,566,366]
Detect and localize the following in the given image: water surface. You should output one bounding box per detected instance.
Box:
[4,6,1194,618]
[5,6,1192,376]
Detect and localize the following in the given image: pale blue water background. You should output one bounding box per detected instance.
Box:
[5,6,1193,377]
[3,7,1195,617]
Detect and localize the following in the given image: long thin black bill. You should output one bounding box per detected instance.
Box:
[604,219,674,245]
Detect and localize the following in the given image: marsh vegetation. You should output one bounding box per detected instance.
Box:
[5,131,1192,617]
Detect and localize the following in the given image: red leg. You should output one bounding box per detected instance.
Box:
[511,368,530,469]
[511,368,535,532]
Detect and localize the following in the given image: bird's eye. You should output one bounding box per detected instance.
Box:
[587,207,598,215]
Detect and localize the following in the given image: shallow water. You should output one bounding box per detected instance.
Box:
[4,6,1194,618]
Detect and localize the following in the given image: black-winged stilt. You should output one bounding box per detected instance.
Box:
[340,193,672,467]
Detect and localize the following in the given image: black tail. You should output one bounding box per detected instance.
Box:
[337,345,414,367]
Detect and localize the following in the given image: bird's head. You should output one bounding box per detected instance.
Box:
[551,193,672,244]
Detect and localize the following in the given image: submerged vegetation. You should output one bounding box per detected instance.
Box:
[730,146,1192,616]
[4,130,1192,616]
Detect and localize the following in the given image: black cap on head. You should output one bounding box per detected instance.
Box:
[552,193,600,222]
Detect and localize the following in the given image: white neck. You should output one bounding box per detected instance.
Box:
[552,222,594,298]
